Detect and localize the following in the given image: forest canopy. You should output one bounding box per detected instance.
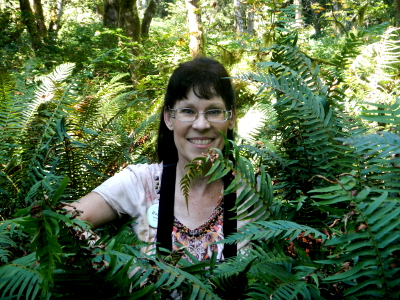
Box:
[0,0,400,299]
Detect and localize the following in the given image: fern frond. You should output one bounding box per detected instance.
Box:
[180,138,276,221]
[0,69,13,109]
[180,156,208,210]
[311,180,400,298]
[0,73,28,166]
[338,130,400,192]
[258,44,326,95]
[0,232,16,264]
[102,246,222,300]
[360,98,400,128]
[21,63,75,133]
[247,278,321,300]
[332,31,365,71]
[351,27,400,88]
[240,71,341,172]
[152,259,221,300]
[220,220,326,245]
[213,243,322,300]
[0,252,41,300]
[237,104,269,143]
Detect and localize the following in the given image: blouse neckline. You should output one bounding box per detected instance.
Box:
[173,195,223,237]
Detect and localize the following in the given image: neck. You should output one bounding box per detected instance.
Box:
[176,159,214,188]
[175,160,223,207]
[173,160,223,225]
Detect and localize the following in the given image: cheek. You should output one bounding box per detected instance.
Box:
[172,125,188,142]
[220,124,230,135]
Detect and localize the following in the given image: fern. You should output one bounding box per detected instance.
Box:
[211,220,326,300]
[181,136,276,221]
[331,31,365,82]
[0,61,154,212]
[359,98,400,131]
[56,227,223,300]
[0,72,29,166]
[241,66,336,196]
[311,183,400,298]
[20,63,75,133]
[350,27,400,91]
[118,246,220,300]
[212,242,322,300]
[0,253,41,300]
[221,220,326,245]
[238,35,400,299]
[258,44,326,95]
[2,25,400,299]
[0,63,78,214]
[0,232,17,264]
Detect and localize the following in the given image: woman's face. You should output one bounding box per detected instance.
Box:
[164,88,235,166]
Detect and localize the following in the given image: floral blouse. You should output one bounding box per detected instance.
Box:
[94,163,251,260]
[171,197,224,261]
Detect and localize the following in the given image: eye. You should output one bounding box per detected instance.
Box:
[180,108,196,115]
[207,109,223,116]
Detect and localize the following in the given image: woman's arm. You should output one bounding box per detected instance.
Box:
[68,192,117,228]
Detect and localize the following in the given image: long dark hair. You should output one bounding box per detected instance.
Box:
[157,57,236,164]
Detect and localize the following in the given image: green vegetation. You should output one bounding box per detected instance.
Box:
[0,0,400,298]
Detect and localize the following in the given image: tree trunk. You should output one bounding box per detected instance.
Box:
[103,0,155,41]
[121,0,141,44]
[141,0,157,39]
[119,0,142,82]
[309,0,322,37]
[49,0,64,33]
[247,7,255,35]
[395,0,400,27]
[103,0,119,28]
[313,13,321,37]
[332,0,342,34]
[233,0,245,32]
[185,0,204,58]
[293,0,303,28]
[18,0,44,52]
[141,0,148,10]
[33,0,47,38]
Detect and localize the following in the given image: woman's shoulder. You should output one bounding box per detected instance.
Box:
[125,162,163,175]
[122,162,163,184]
[93,162,162,193]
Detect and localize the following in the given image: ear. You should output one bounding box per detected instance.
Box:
[228,110,236,130]
[163,108,174,131]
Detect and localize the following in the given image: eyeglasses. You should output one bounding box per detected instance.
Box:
[169,108,232,122]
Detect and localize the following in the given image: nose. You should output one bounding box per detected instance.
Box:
[192,113,210,131]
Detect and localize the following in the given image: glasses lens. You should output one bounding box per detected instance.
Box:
[173,108,230,122]
[176,108,197,121]
[206,109,226,122]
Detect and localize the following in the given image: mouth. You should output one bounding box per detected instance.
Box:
[187,138,214,145]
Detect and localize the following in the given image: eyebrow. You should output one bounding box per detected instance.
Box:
[175,101,226,109]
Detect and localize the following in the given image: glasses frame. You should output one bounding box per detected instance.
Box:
[169,107,233,123]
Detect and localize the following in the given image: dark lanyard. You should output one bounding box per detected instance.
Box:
[156,163,237,258]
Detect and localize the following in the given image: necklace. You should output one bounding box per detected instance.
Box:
[157,163,237,258]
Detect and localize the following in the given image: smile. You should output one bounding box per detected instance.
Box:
[188,139,213,145]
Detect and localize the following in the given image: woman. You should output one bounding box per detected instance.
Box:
[72,57,245,261]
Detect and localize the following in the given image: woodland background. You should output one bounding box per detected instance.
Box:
[0,0,400,299]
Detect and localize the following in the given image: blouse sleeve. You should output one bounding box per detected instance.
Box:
[92,163,162,219]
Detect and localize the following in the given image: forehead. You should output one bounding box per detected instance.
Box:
[173,89,226,108]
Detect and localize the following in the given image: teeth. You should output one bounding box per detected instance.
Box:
[189,139,212,145]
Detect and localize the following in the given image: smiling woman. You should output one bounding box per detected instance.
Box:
[68,57,251,263]
[163,88,235,167]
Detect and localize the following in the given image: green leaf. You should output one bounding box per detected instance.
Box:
[51,176,69,205]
